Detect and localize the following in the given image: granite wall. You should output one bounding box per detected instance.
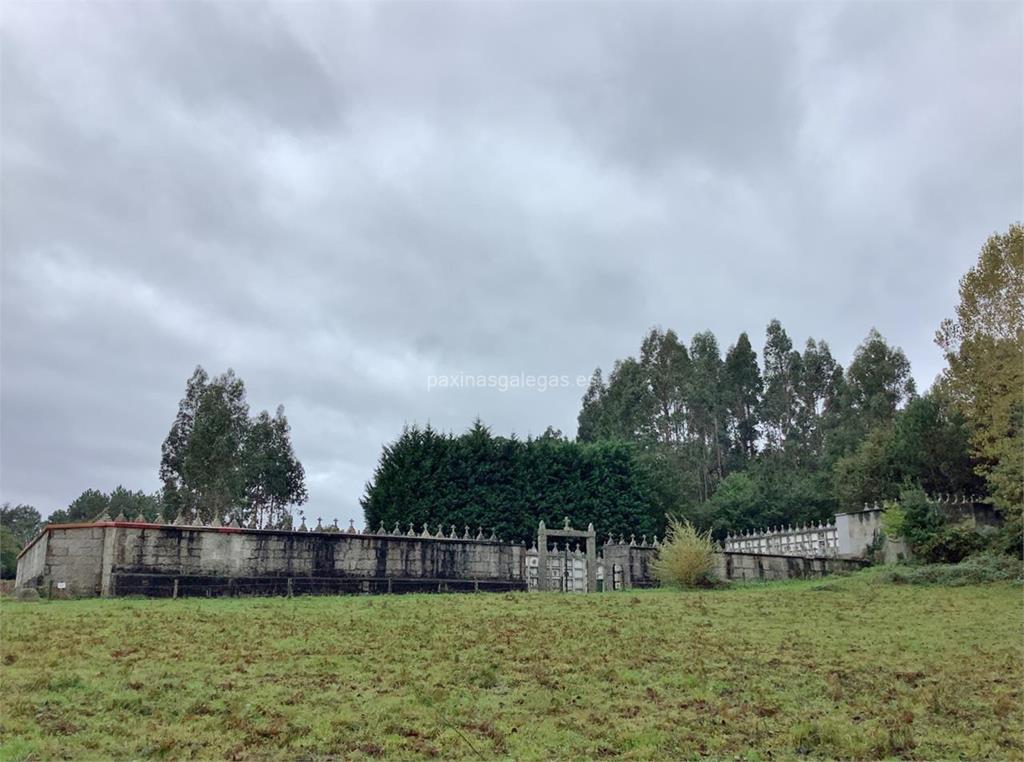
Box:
[16,522,530,597]
[713,551,868,582]
[17,521,872,597]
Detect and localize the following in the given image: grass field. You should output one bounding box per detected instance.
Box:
[1,570,1021,760]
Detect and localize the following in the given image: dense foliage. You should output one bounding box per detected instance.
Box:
[935,223,1023,541]
[47,486,162,525]
[576,225,1021,549]
[361,422,664,543]
[881,487,986,564]
[0,503,42,579]
[363,227,1019,551]
[160,367,307,526]
[578,323,931,536]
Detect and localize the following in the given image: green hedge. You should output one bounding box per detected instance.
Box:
[361,423,666,544]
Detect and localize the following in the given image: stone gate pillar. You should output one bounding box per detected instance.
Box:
[536,520,548,592]
[585,523,597,593]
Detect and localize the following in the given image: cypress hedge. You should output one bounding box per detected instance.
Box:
[360,422,665,545]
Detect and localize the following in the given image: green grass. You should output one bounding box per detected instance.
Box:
[1,571,1021,760]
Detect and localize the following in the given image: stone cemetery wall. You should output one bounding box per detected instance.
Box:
[16,521,528,598]
[16,511,893,598]
[724,522,839,558]
[723,495,995,562]
[713,552,868,582]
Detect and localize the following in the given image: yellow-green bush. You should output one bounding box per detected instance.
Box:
[652,516,715,587]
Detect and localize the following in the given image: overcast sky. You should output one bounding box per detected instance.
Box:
[2,1,1021,525]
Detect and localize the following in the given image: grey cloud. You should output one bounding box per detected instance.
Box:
[1,1,1020,526]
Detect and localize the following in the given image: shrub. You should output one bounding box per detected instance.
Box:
[881,501,906,540]
[878,553,1023,586]
[652,516,715,588]
[990,511,1024,557]
[916,521,987,564]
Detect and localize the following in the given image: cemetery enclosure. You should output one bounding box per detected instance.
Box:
[15,516,870,598]
[14,519,662,598]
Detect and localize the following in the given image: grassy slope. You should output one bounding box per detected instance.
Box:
[0,571,1020,760]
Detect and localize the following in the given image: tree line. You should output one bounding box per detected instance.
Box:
[363,224,1021,552]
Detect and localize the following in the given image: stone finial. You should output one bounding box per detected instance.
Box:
[229,516,241,528]
[605,535,613,545]
[377,522,386,535]
[538,519,546,531]
[587,522,595,533]
[248,516,259,530]
[211,514,222,528]
[629,534,636,547]
[298,517,308,532]
[617,535,625,545]
[112,510,126,522]
[640,535,648,547]
[133,512,146,523]
[653,534,659,546]
[421,524,432,538]
[328,519,338,533]
[392,522,400,535]
[475,527,484,541]
[315,517,324,531]
[407,522,415,536]
[173,510,187,526]
[449,524,457,539]
[563,516,571,530]
[463,525,470,539]
[348,519,357,533]
[488,528,497,541]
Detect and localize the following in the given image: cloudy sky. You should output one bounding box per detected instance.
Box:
[2,1,1021,525]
